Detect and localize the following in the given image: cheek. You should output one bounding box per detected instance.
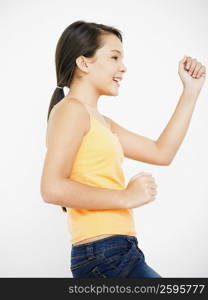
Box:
[93,68,113,83]
[98,60,115,74]
[90,61,116,86]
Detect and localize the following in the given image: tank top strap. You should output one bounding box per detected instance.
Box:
[81,104,111,131]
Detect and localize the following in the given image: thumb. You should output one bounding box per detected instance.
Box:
[129,172,145,182]
[179,55,188,72]
[181,55,187,63]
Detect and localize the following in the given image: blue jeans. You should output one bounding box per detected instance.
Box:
[70,235,161,278]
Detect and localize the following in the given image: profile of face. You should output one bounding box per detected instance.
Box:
[75,34,127,96]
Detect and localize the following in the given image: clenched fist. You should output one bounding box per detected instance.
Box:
[123,172,158,209]
[178,56,206,93]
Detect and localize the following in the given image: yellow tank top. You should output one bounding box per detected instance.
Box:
[66,111,137,244]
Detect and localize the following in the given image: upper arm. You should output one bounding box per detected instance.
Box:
[108,117,168,165]
[40,99,89,201]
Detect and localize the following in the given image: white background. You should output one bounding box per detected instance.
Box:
[0,0,207,277]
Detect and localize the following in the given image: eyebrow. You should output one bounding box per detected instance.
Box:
[111,49,124,56]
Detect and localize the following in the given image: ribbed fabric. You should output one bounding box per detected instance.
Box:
[66,113,137,244]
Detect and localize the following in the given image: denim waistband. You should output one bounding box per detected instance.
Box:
[71,234,138,257]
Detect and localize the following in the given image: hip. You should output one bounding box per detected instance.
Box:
[70,234,161,278]
[72,234,118,246]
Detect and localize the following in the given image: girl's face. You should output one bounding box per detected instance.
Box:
[87,34,127,96]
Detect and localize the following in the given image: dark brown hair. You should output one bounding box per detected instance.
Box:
[47,20,123,212]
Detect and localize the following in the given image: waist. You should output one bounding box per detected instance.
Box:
[73,234,117,246]
[67,208,136,244]
[71,234,138,257]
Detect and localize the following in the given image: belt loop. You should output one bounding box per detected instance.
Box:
[127,236,138,245]
[126,236,133,243]
[86,245,95,260]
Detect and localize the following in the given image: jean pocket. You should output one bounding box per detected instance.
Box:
[103,246,127,267]
[100,242,143,278]
[89,246,128,277]
[71,254,106,278]
[90,256,122,278]
[91,266,107,278]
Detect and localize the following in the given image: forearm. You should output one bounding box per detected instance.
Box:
[44,178,126,210]
[156,88,200,164]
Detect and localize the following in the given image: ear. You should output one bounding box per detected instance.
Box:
[75,56,88,73]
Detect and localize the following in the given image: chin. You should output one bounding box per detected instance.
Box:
[112,90,119,96]
[104,89,119,96]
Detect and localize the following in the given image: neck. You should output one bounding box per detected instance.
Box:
[66,80,100,110]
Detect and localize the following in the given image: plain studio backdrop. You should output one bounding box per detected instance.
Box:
[0,0,207,278]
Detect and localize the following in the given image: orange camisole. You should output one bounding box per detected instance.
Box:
[66,112,137,244]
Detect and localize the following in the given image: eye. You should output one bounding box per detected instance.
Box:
[112,56,118,60]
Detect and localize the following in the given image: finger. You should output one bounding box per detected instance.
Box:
[137,172,148,177]
[146,180,157,186]
[142,172,153,177]
[149,190,157,197]
[145,181,157,188]
[140,172,152,178]
[149,181,157,187]
[130,174,140,181]
[192,63,202,78]
[143,176,155,183]
[148,179,156,186]
[151,190,157,195]
[138,171,148,175]
[130,172,146,181]
[181,55,187,64]
[188,59,197,75]
[148,186,157,191]
[185,57,192,70]
[146,178,157,184]
[196,66,206,78]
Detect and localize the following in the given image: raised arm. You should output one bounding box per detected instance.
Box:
[108,56,206,166]
[156,56,206,164]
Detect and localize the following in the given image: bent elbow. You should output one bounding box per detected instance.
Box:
[163,159,171,166]
[40,184,59,204]
[155,158,171,166]
[40,174,63,204]
[40,189,52,203]
[42,191,60,204]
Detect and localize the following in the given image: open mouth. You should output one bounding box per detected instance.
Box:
[112,78,120,87]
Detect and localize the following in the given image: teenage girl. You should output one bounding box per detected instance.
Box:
[40,20,206,278]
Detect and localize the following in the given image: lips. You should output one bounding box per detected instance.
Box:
[112,77,121,87]
[113,80,119,87]
[113,76,123,81]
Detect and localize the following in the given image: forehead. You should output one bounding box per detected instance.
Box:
[99,34,124,56]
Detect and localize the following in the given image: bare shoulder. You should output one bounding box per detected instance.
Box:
[46,97,90,147]
[48,97,89,126]
[51,97,88,116]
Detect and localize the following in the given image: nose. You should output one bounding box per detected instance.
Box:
[121,63,127,73]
